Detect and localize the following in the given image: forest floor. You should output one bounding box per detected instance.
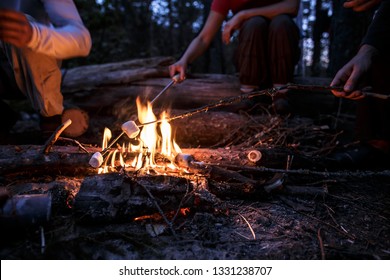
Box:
[0,95,389,260]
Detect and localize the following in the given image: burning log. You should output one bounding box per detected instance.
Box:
[0,194,52,228]
[0,145,97,178]
[73,173,199,223]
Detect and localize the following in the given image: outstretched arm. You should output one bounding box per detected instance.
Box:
[169,10,225,81]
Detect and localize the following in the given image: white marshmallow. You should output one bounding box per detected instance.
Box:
[121,121,140,139]
[89,152,104,168]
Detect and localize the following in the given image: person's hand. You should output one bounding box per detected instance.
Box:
[0,9,32,48]
[169,60,187,82]
[330,45,377,100]
[222,12,245,44]
[343,0,381,12]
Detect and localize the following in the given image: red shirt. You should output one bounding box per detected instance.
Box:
[211,0,282,17]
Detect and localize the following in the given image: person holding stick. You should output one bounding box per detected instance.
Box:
[0,0,91,139]
[169,0,301,114]
[329,0,390,168]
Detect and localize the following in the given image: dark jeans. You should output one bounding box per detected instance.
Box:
[235,14,301,88]
[0,40,63,117]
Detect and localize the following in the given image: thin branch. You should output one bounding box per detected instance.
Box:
[138,180,178,239]
[286,83,390,100]
[57,137,90,154]
[238,213,256,240]
[210,163,390,178]
[317,228,326,260]
[42,119,72,154]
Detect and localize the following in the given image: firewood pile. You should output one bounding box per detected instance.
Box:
[0,57,389,260]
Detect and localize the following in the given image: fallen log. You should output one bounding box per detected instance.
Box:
[2,143,388,191]
[182,147,317,169]
[73,173,198,223]
[0,194,52,228]
[0,143,328,180]
[61,57,340,117]
[65,74,243,114]
[0,145,97,178]
[62,56,243,114]
[169,111,249,147]
[129,73,242,110]
[62,56,175,92]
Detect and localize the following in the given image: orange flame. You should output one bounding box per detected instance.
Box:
[99,97,181,173]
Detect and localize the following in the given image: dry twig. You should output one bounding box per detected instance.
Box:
[238,213,256,240]
[42,119,72,154]
[317,228,326,260]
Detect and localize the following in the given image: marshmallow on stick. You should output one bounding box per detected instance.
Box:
[89,121,140,168]
[121,121,140,139]
[89,152,104,168]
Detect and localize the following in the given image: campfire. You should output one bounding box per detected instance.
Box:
[97,97,184,175]
[1,61,388,260]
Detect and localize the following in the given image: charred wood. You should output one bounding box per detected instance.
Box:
[73,173,198,223]
[182,147,318,169]
[0,145,97,178]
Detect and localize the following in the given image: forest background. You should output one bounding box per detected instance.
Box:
[69,0,377,80]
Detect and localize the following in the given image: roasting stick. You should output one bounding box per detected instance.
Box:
[285,83,390,100]
[140,83,389,126]
[104,74,181,153]
[137,87,280,128]
[90,82,388,168]
[90,87,280,167]
[150,75,181,104]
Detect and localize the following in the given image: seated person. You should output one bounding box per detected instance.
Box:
[0,0,91,138]
[169,0,301,114]
[330,0,390,168]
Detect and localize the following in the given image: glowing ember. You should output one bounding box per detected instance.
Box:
[134,207,191,222]
[99,97,182,174]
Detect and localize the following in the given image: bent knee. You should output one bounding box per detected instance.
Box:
[241,16,268,34]
[269,14,295,31]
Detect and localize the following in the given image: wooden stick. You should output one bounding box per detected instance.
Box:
[137,88,277,127]
[317,228,326,260]
[238,213,256,240]
[210,163,390,178]
[136,82,387,128]
[138,180,178,239]
[286,83,390,100]
[42,119,72,154]
[57,137,90,154]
